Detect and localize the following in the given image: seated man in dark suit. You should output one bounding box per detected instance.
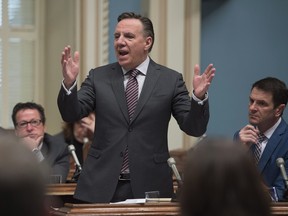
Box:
[11,102,70,183]
[234,77,288,200]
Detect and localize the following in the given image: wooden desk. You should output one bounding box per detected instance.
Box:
[46,183,77,196]
[46,185,288,216]
[46,183,77,208]
[50,202,180,216]
[272,202,288,215]
[50,202,288,216]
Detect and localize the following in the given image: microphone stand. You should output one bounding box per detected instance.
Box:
[171,180,182,202]
[66,144,83,183]
[71,166,81,182]
[283,179,288,201]
[167,157,183,202]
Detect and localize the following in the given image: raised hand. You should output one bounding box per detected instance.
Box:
[61,46,80,88]
[193,64,216,99]
[238,124,259,148]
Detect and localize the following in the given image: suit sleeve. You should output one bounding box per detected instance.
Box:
[172,73,209,137]
[57,69,96,122]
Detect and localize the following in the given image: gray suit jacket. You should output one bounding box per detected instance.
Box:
[58,59,209,203]
[41,133,70,183]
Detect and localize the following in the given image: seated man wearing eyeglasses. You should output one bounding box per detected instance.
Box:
[11,102,70,183]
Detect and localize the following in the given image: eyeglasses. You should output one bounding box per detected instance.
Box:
[16,119,42,128]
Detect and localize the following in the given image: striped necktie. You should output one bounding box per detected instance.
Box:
[254,133,266,163]
[121,69,139,173]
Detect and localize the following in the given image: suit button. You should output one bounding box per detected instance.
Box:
[128,127,133,132]
[120,152,124,157]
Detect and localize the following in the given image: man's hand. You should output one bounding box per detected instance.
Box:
[238,125,259,148]
[21,135,43,151]
[80,113,96,133]
[61,45,80,88]
[193,64,216,99]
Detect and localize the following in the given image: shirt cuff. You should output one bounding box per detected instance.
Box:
[192,92,209,105]
[61,79,77,95]
[32,148,44,162]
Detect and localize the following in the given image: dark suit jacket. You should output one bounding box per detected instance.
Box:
[58,59,210,203]
[41,133,70,183]
[234,119,288,200]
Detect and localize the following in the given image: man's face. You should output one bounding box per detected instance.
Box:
[14,109,45,140]
[114,18,152,70]
[248,87,281,131]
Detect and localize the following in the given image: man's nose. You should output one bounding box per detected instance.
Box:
[116,36,125,45]
[249,102,257,110]
[26,123,34,130]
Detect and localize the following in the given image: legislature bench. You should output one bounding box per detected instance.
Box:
[46,183,77,208]
[49,202,288,216]
[50,202,179,216]
[47,184,288,216]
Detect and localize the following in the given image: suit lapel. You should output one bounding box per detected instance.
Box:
[130,60,161,124]
[41,134,49,158]
[111,61,161,124]
[111,64,130,124]
[258,120,287,172]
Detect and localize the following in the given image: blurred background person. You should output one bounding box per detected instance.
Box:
[54,112,95,166]
[0,126,6,134]
[54,112,95,181]
[180,137,271,216]
[0,133,48,216]
[12,102,70,183]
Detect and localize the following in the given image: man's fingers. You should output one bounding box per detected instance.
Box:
[205,64,215,77]
[194,64,200,76]
[74,51,80,64]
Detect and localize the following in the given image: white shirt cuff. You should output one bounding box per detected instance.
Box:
[192,92,209,105]
[61,79,77,95]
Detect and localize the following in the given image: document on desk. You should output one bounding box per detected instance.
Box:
[111,199,145,204]
[111,198,171,204]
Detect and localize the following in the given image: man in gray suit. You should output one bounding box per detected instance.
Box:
[58,12,216,203]
[12,102,70,183]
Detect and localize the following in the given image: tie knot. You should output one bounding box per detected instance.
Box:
[258,133,267,143]
[129,69,139,78]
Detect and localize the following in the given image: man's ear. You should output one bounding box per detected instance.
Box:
[144,36,152,51]
[275,104,285,117]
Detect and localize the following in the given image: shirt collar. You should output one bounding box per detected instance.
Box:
[264,118,282,139]
[122,56,150,76]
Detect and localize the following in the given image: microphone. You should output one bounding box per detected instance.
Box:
[276,157,288,189]
[167,157,183,186]
[68,144,82,172]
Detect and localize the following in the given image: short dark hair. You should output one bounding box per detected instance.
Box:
[252,77,288,109]
[12,102,46,127]
[117,12,154,52]
[181,137,271,216]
